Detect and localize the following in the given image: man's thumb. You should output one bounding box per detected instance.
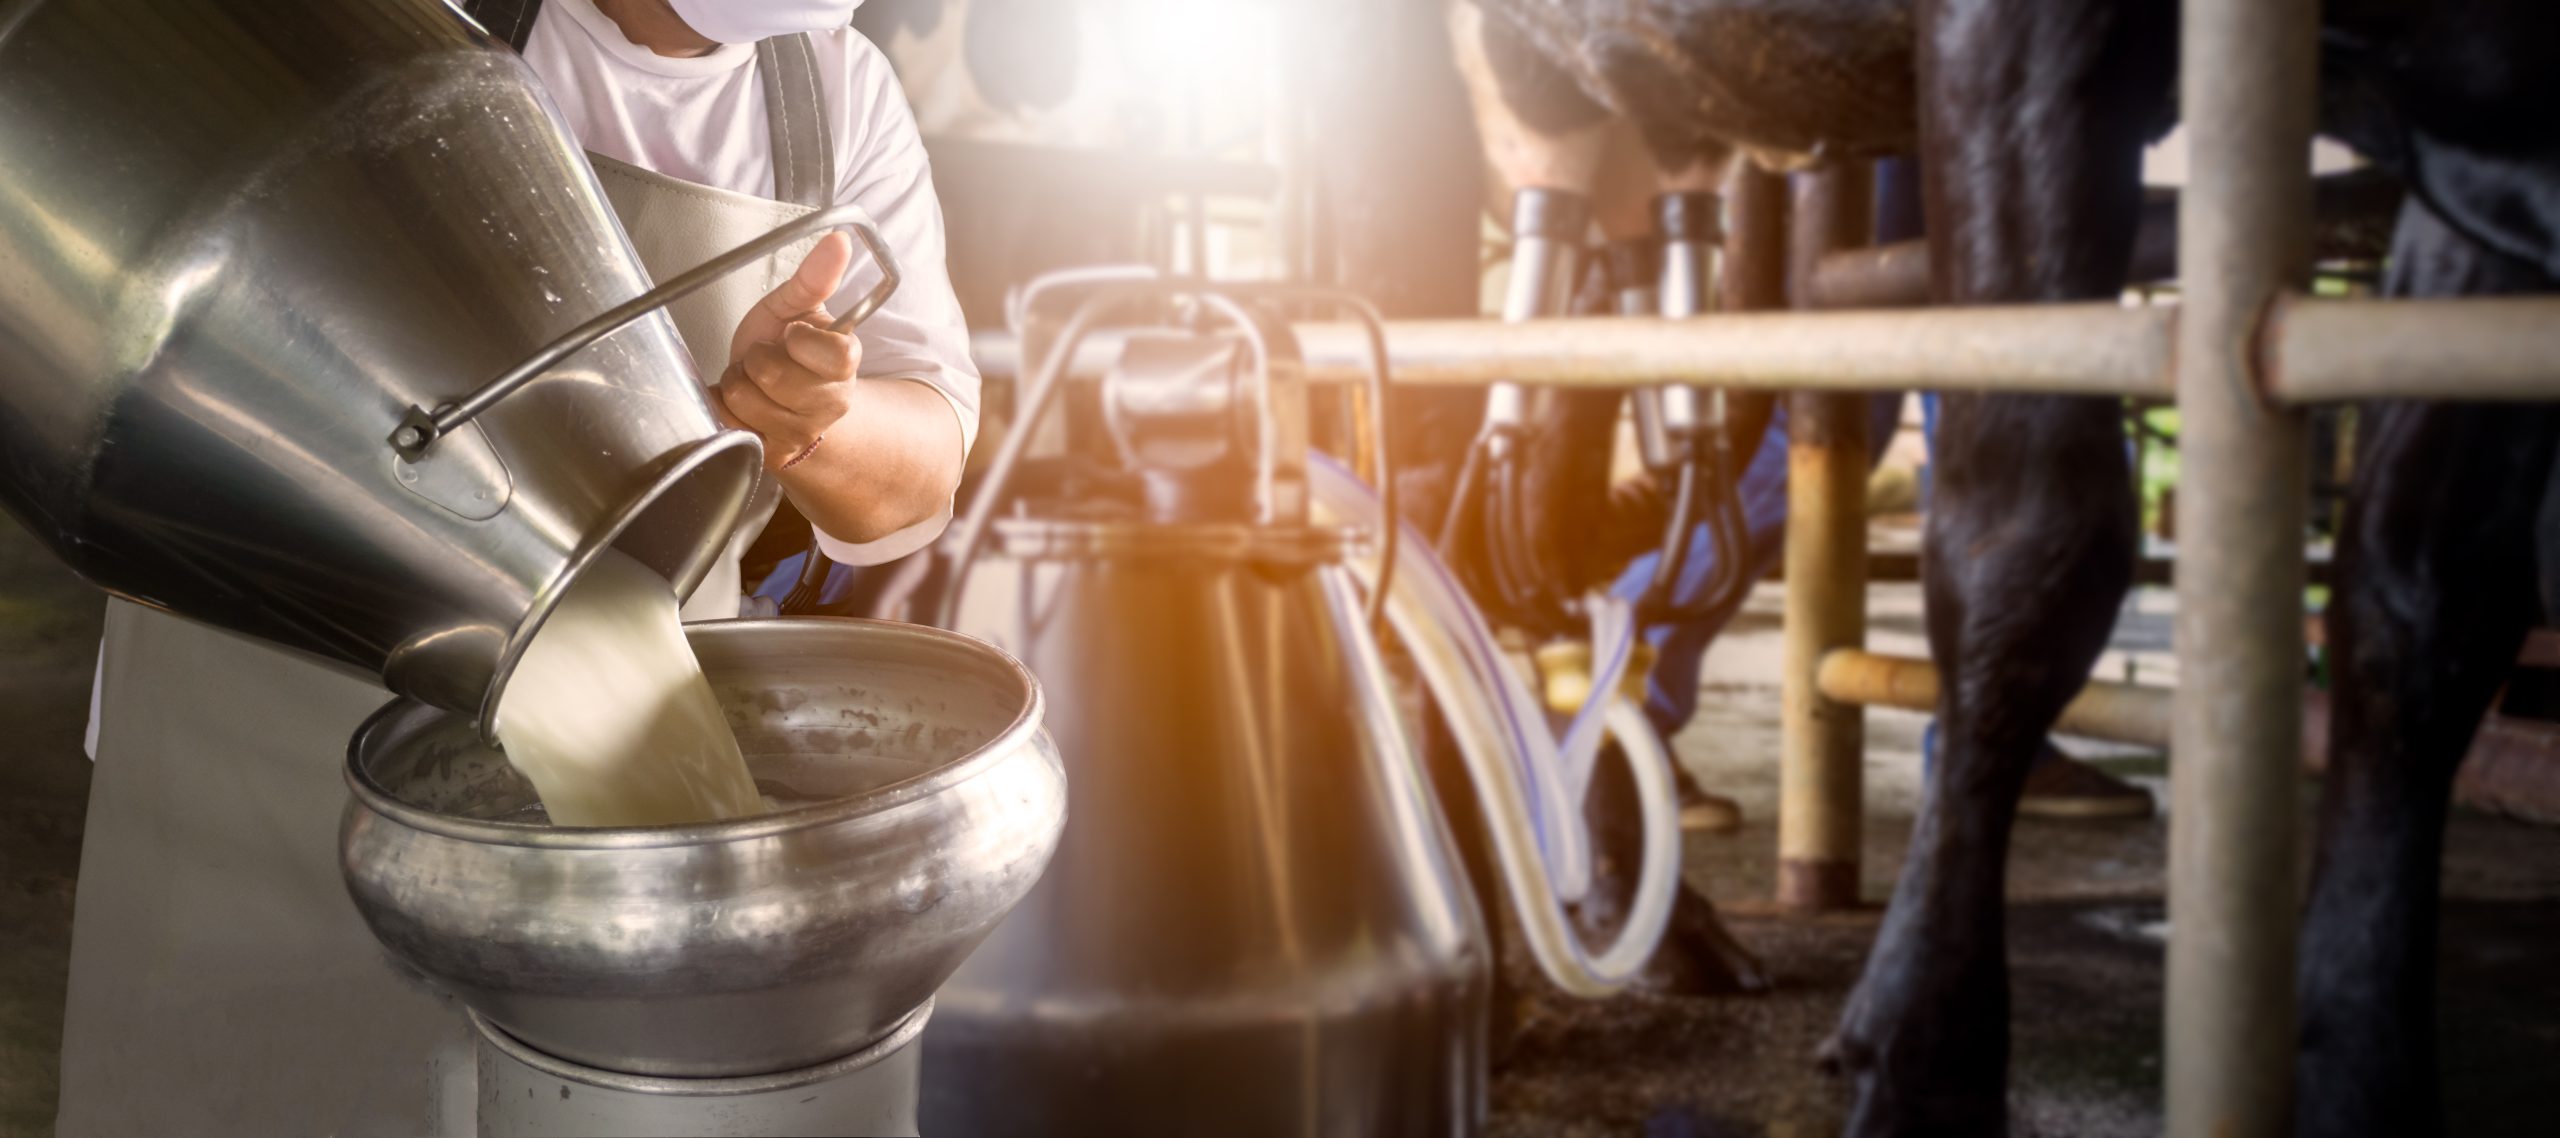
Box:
[766,231,855,318]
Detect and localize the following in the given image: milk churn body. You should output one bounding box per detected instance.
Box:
[922,303,1490,1136]
[932,528,1490,1136]
[0,0,758,715]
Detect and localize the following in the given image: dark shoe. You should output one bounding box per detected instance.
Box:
[2018,748,2156,819]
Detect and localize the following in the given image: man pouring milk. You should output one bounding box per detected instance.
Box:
[58,1,976,1132]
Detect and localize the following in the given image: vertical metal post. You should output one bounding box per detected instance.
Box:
[2168,0,2317,1132]
[1724,167,1791,315]
[1777,165,1874,912]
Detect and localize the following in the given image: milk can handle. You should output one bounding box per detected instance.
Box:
[390,205,901,460]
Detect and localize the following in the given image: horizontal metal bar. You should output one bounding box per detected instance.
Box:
[1816,649,2170,749]
[1293,308,2170,393]
[971,329,1123,388]
[979,305,2174,397]
[1806,171,2400,311]
[1806,242,1931,311]
[970,289,2560,404]
[2267,294,2560,403]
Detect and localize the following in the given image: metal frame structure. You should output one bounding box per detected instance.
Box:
[965,1,2560,1127]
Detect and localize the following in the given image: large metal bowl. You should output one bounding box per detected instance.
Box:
[341,619,1065,1078]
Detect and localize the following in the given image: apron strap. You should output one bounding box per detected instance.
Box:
[457,0,542,53]
[755,32,840,614]
[755,33,838,210]
[451,0,847,612]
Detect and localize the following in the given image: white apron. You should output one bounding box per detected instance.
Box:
[53,26,836,1136]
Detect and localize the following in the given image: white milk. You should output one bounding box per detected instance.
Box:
[494,550,764,827]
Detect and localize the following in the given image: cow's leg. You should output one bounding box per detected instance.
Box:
[1821,0,2170,1132]
[2295,198,2560,1138]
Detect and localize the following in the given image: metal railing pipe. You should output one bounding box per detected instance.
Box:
[2167,0,2318,1131]
[975,293,2560,405]
[1290,306,2176,394]
[2267,294,2560,403]
[975,307,2178,396]
[1806,172,2401,311]
[1777,165,1874,914]
[1816,650,2171,749]
[1806,242,1932,310]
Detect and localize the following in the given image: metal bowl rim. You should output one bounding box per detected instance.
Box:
[345,616,1048,851]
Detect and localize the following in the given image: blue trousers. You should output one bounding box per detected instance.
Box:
[753,551,860,609]
[1613,157,1937,739]
[1607,394,1911,736]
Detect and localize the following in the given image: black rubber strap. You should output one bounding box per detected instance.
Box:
[1511,188,1591,242]
[756,33,838,209]
[1656,192,1722,244]
[458,0,541,53]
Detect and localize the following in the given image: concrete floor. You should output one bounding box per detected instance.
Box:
[3,516,2558,1136]
[0,522,98,1137]
[1486,580,2560,1137]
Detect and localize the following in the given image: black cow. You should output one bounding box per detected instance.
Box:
[1457,0,2560,1135]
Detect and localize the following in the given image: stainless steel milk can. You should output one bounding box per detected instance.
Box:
[0,0,761,719]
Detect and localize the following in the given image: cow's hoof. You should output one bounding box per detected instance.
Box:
[1815,1002,1885,1079]
[1632,886,1772,996]
[1814,1030,1853,1077]
[1817,1006,2007,1138]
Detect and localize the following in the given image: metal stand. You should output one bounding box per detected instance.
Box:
[470,1005,929,1138]
[1778,165,1875,913]
[2165,0,2316,1132]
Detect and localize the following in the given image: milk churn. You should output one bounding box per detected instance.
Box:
[0,0,893,726]
[920,282,1491,1136]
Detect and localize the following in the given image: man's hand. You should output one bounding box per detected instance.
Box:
[718,232,862,472]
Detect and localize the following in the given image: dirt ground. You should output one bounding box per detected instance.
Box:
[3,520,2558,1136]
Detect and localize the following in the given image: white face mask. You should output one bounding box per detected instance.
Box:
[664,0,866,44]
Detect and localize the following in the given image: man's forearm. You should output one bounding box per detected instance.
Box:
[775,377,965,546]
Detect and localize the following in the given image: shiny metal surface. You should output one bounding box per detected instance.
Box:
[2167,0,2316,1128]
[342,619,1067,1079]
[927,525,1490,1137]
[472,1005,928,1137]
[1101,298,1311,526]
[0,0,759,723]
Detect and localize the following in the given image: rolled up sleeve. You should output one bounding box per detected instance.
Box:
[811,37,979,566]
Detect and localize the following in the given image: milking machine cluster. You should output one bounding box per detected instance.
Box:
[1443,188,1752,632]
[1630,191,1751,623]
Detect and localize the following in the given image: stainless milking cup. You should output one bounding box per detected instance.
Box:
[0,0,894,728]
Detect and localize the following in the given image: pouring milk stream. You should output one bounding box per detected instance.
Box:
[494,551,764,826]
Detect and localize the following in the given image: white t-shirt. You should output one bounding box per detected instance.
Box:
[520,0,979,566]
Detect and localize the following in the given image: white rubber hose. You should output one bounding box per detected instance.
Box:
[1313,455,1682,995]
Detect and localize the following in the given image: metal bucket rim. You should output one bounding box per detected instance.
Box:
[468,429,763,738]
[347,618,1047,851]
[467,999,932,1095]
